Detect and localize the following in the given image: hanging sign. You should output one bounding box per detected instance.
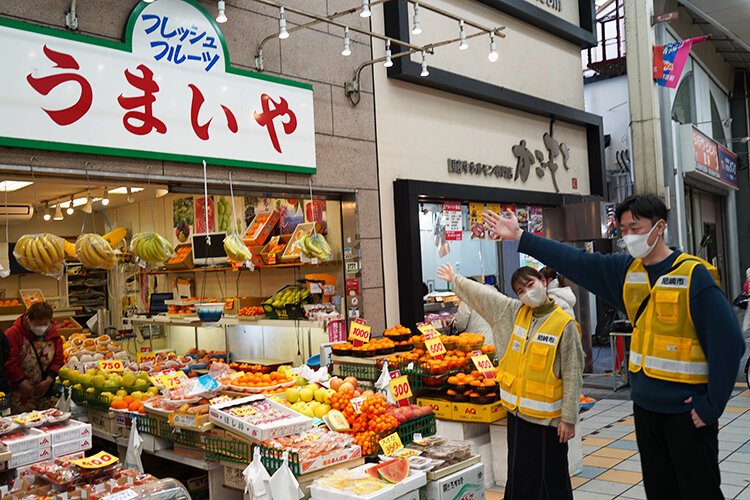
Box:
[653,35,710,88]
[443,202,463,241]
[327,319,346,343]
[683,126,738,190]
[0,0,315,173]
[469,203,486,240]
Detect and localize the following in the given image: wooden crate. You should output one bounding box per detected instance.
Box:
[0,294,26,315]
[56,316,84,336]
[164,243,194,270]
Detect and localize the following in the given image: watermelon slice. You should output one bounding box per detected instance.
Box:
[376,458,410,483]
[366,458,399,479]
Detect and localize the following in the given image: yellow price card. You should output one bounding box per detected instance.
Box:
[389,375,413,402]
[379,432,404,456]
[72,451,119,469]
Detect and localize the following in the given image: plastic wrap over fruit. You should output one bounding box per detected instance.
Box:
[130,232,175,263]
[76,234,116,269]
[13,233,66,277]
[224,234,253,263]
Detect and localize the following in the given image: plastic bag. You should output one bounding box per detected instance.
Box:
[13,233,66,277]
[130,232,174,263]
[375,360,394,403]
[269,451,303,499]
[224,234,253,264]
[76,234,116,269]
[54,387,71,413]
[243,447,272,500]
[298,364,328,385]
[125,422,144,473]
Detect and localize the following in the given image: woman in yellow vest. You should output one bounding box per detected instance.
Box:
[438,263,584,500]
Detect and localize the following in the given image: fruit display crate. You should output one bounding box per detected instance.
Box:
[388,359,465,393]
[335,361,380,383]
[70,387,113,412]
[367,413,437,457]
[205,438,307,476]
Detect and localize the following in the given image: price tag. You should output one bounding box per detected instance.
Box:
[417,323,441,340]
[230,405,258,417]
[210,396,233,406]
[268,254,277,265]
[392,448,420,459]
[379,432,404,456]
[230,371,245,380]
[72,451,119,469]
[151,370,187,389]
[98,359,124,372]
[137,352,157,364]
[471,354,495,379]
[424,337,446,359]
[169,413,198,428]
[13,412,42,424]
[351,397,365,414]
[389,375,413,402]
[349,319,371,346]
[140,347,152,353]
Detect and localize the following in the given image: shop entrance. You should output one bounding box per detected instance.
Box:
[684,187,727,292]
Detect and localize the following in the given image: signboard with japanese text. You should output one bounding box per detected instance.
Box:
[0,0,315,173]
[681,126,738,190]
[443,202,462,241]
[717,144,738,188]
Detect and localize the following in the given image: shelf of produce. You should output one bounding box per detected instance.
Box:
[146,260,342,275]
[129,315,320,329]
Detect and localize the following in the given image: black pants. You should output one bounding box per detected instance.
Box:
[505,413,573,500]
[633,404,723,500]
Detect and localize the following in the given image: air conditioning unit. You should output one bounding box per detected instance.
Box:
[0,204,34,221]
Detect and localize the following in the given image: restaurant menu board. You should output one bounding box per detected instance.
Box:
[443,202,463,241]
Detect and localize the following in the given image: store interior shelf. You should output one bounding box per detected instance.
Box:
[128,315,321,329]
[145,260,342,275]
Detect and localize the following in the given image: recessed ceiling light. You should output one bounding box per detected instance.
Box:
[0,181,32,192]
[109,186,144,194]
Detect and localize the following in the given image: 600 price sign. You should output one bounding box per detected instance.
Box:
[425,337,446,357]
[389,375,413,401]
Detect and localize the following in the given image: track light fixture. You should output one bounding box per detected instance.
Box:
[43,203,51,221]
[127,187,134,203]
[488,32,498,62]
[53,203,64,221]
[384,40,393,68]
[278,7,289,39]
[102,188,110,206]
[360,0,371,18]
[342,27,351,56]
[66,195,75,215]
[420,51,429,77]
[216,1,227,23]
[458,20,468,50]
[412,2,422,35]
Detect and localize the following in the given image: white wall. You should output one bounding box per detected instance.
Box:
[584,75,632,173]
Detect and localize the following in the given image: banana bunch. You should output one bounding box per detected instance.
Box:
[76,234,117,269]
[14,233,66,275]
[299,233,332,260]
[130,232,174,263]
[224,234,253,263]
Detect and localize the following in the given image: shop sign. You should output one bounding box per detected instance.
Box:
[717,144,738,188]
[0,0,315,173]
[447,121,571,193]
[443,201,462,241]
[690,127,738,189]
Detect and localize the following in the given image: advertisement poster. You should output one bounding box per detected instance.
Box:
[246,197,305,235]
[520,253,543,270]
[443,201,463,241]
[304,200,328,232]
[717,144,738,189]
[516,206,529,231]
[530,207,544,236]
[502,204,516,218]
[195,196,214,234]
[173,197,193,243]
[653,36,708,88]
[486,203,502,241]
[215,196,237,233]
[469,203,486,240]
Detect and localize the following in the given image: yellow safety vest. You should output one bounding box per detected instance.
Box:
[498,305,579,419]
[624,253,718,384]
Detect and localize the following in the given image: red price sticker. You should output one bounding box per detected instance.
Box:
[268,254,277,265]
[349,320,371,345]
[417,323,440,340]
[378,432,404,456]
[389,375,413,402]
[424,337,446,358]
[210,396,233,406]
[471,354,494,378]
[351,397,365,414]
[137,352,157,364]
[98,359,124,372]
[231,405,258,417]
[140,347,151,353]
[72,451,119,469]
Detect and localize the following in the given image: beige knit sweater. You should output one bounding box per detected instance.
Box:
[452,275,585,426]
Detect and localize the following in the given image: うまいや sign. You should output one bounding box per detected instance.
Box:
[0,0,315,173]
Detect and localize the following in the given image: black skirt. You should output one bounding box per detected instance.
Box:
[504,412,574,500]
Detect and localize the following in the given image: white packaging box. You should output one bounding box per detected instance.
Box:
[6,446,53,469]
[52,437,93,457]
[420,463,486,500]
[310,465,426,500]
[0,428,48,454]
[209,395,312,441]
[39,420,93,445]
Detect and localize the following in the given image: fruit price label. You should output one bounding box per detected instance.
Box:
[72,451,119,469]
[137,352,157,364]
[471,354,494,378]
[389,375,413,402]
[169,413,198,428]
[152,371,187,389]
[140,347,151,353]
[98,359,125,372]
[417,323,440,340]
[210,396,233,405]
[230,405,257,417]
[349,320,371,345]
[351,397,365,414]
[379,432,404,456]
[13,412,41,424]
[392,448,420,459]
[424,337,446,358]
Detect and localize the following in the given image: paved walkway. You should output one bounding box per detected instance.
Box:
[486,382,750,499]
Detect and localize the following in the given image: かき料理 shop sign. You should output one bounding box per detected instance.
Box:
[0,0,315,173]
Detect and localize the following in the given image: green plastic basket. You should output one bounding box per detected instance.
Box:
[159,420,203,448]
[259,446,303,476]
[388,359,464,393]
[367,412,436,457]
[135,415,161,437]
[205,436,251,463]
[70,387,112,411]
[336,362,380,382]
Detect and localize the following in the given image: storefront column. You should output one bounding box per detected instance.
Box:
[625,0,665,196]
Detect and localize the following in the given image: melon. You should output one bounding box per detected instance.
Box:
[325,410,350,431]
[378,458,409,483]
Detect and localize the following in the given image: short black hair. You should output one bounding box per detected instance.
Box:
[510,267,543,292]
[615,194,668,225]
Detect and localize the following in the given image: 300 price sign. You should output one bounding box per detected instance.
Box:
[389,375,413,402]
[72,451,119,469]
[379,432,404,456]
[349,320,371,344]
[98,359,124,372]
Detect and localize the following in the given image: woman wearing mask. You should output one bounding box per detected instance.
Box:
[4,301,63,413]
[437,264,584,500]
[540,267,577,319]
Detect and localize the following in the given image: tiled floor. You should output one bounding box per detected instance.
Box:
[486,383,750,499]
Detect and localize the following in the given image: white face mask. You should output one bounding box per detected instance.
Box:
[30,324,49,337]
[520,283,547,308]
[623,221,662,260]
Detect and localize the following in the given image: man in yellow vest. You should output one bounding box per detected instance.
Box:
[482,194,745,500]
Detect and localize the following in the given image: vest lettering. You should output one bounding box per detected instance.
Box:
[534,334,556,346]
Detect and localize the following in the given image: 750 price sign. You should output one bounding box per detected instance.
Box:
[98,359,124,372]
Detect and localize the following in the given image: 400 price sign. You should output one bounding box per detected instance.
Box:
[72,451,119,469]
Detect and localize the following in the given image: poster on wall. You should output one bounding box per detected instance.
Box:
[443,201,462,241]
[215,196,236,233]
[173,197,194,243]
[304,200,328,232]
[469,203,485,240]
[502,204,516,218]
[516,206,529,231]
[530,207,544,236]
[486,203,502,241]
[195,196,215,234]
[247,198,304,235]
[520,253,543,270]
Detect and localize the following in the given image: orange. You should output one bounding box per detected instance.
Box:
[123,396,135,404]
[128,401,141,412]
[111,400,128,410]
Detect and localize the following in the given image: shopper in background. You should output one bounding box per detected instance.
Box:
[4,301,63,413]
[540,267,577,319]
[438,263,584,500]
[483,194,745,500]
[0,328,9,395]
[452,276,493,339]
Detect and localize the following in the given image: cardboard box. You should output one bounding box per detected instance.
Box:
[19,289,44,309]
[298,445,362,475]
[242,210,280,247]
[224,296,266,316]
[88,409,120,437]
[165,243,194,270]
[450,401,506,423]
[416,398,453,420]
[0,428,48,454]
[310,464,426,500]
[52,437,92,457]
[209,395,312,441]
[6,446,52,469]
[174,443,205,459]
[0,294,26,315]
[223,464,245,490]
[419,463,485,500]
[38,420,92,445]
[259,235,286,265]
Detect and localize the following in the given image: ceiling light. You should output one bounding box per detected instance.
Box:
[360,0,371,18]
[342,27,351,56]
[43,203,51,222]
[488,33,498,62]
[109,187,144,194]
[53,204,64,221]
[0,181,32,192]
[83,196,93,214]
[421,52,429,77]
[216,1,227,23]
[278,7,289,39]
[458,20,468,50]
[102,188,110,206]
[66,195,75,215]
[127,187,134,203]
[412,2,422,35]
[384,40,393,68]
